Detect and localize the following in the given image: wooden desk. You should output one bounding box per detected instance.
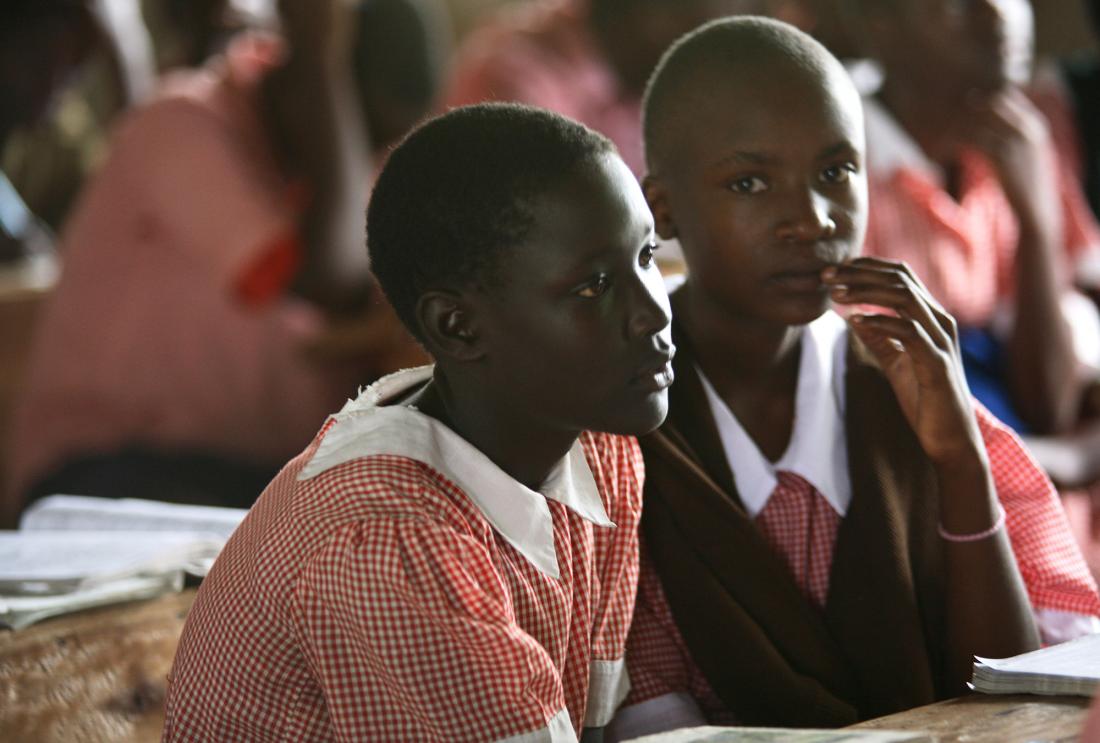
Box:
[0,589,195,743]
[1,590,1093,743]
[849,693,1091,742]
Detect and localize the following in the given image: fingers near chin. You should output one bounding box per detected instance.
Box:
[851,312,948,370]
[848,315,906,361]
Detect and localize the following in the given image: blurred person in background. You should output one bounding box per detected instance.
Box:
[849,0,1100,580]
[444,0,769,176]
[6,0,440,511]
[853,0,1100,438]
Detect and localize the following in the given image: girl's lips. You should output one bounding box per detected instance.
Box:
[631,346,677,392]
[771,270,827,292]
[631,360,675,393]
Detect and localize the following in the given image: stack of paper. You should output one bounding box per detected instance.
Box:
[0,495,248,630]
[972,632,1100,697]
[20,494,247,538]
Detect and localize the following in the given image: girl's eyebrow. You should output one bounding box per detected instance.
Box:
[710,150,777,168]
[817,141,860,160]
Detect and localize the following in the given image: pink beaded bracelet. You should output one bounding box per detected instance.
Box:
[938,503,1006,543]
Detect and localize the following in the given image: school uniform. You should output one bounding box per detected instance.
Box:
[163,366,641,742]
[615,310,1100,733]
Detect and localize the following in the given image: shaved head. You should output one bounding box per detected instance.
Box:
[642,16,859,175]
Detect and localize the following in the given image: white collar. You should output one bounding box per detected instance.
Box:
[862,96,944,183]
[297,366,613,579]
[697,311,851,518]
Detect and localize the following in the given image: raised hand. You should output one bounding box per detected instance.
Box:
[954,88,1077,435]
[959,88,1060,230]
[822,257,984,469]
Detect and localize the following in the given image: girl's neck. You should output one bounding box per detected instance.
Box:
[675,283,803,461]
[409,370,577,492]
[675,283,803,389]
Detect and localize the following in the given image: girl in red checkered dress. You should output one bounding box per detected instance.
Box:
[609,17,1100,740]
[164,103,675,742]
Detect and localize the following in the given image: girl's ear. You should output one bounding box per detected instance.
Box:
[643,175,678,240]
[415,290,484,362]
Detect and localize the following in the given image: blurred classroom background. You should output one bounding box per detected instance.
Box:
[3,0,1100,537]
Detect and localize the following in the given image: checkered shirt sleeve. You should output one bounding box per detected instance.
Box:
[293,515,568,741]
[977,402,1100,617]
[586,431,644,653]
[577,431,645,726]
[163,424,644,742]
[287,431,646,740]
[620,546,726,716]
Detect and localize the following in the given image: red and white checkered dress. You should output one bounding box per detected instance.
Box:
[163,368,643,742]
[622,402,1100,716]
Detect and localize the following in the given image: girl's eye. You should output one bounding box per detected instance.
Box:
[730,176,767,194]
[639,242,659,268]
[577,275,610,298]
[821,163,857,184]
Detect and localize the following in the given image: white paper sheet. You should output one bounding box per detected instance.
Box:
[20,495,247,538]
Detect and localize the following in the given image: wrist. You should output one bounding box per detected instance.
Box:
[926,418,988,470]
[934,449,1002,534]
[939,501,1006,543]
[932,445,988,488]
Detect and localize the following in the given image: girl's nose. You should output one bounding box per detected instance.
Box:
[627,272,672,340]
[776,188,836,242]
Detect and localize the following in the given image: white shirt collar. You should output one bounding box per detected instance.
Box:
[697,311,852,519]
[862,96,943,183]
[297,366,613,579]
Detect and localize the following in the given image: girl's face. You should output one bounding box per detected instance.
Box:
[651,63,868,328]
[466,153,675,438]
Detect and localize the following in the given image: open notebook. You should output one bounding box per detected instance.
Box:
[972,631,1100,697]
[0,495,247,629]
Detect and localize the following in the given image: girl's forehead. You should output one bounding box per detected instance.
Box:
[696,71,863,145]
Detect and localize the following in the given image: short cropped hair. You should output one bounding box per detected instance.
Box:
[367,103,615,340]
[642,16,849,173]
